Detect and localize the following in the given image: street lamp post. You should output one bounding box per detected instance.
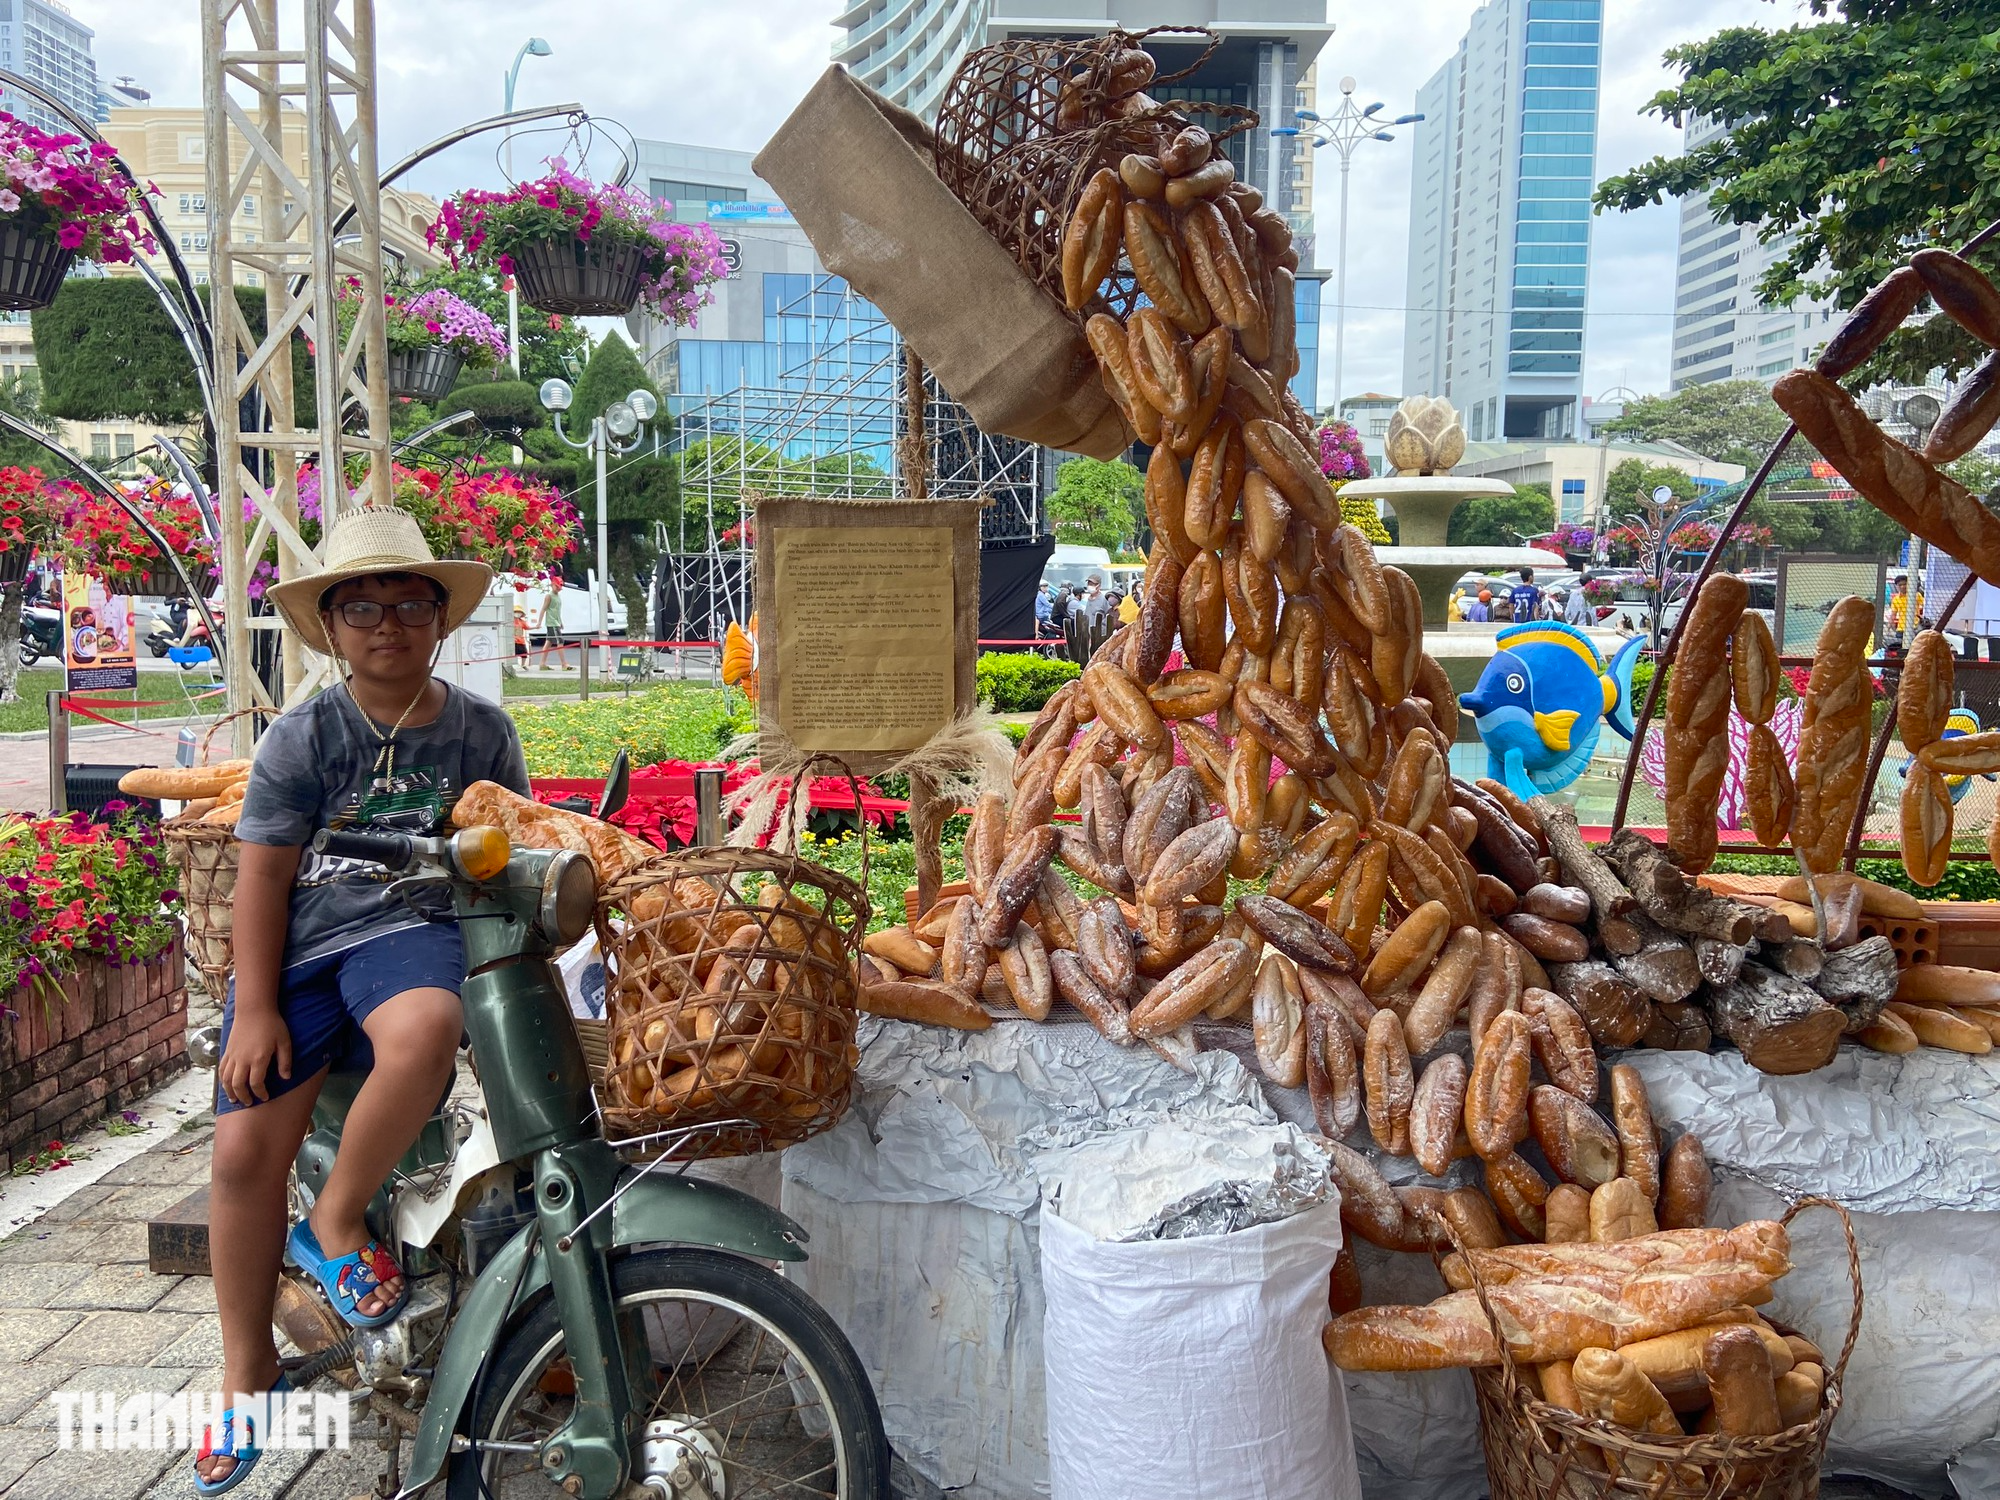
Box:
[1900,392,1942,644]
[541,375,657,686]
[1272,79,1421,415]
[502,38,553,382]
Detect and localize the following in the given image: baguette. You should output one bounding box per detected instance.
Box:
[1773,873,1924,920]
[1665,573,1748,873]
[1790,596,1878,874]
[1900,762,1953,887]
[1856,1008,1920,1054]
[1703,1324,1782,1438]
[1610,1065,1661,1204]
[454,780,658,884]
[1917,730,2000,776]
[1544,1183,1593,1244]
[119,762,250,800]
[1590,1177,1658,1243]
[1897,630,1955,751]
[1775,1363,1825,1429]
[1731,610,1780,726]
[1529,1085,1621,1188]
[1616,1315,1792,1401]
[858,980,991,1030]
[1895,963,2000,1007]
[1885,1000,1993,1054]
[1657,1133,1712,1230]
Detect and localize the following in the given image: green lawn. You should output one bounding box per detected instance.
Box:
[506,682,754,776]
[0,670,228,735]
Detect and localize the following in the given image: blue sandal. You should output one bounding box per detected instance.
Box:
[192,1372,290,1496]
[285,1217,409,1329]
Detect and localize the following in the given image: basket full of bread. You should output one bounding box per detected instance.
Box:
[120,709,269,998]
[1327,1193,1860,1500]
[591,844,868,1159]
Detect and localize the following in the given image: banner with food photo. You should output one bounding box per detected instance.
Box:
[62,571,135,692]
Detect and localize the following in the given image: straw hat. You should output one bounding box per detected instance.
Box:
[267,507,492,658]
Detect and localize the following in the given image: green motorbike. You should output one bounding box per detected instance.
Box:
[200,820,888,1500]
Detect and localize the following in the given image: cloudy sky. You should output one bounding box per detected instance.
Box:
[68,0,1811,409]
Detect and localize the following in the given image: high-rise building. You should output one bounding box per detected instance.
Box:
[0,0,97,134]
[1402,0,1600,445]
[1669,114,1837,390]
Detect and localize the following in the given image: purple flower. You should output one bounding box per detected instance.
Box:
[55,221,84,250]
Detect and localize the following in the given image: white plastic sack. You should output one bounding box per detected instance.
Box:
[1038,1199,1360,1500]
[557,928,606,1020]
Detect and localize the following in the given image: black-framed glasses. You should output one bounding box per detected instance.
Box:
[331,599,442,629]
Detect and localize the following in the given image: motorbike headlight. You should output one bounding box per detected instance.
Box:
[539,850,597,945]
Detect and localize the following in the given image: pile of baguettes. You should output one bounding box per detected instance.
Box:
[1327,1212,1832,1464]
[119,761,254,826]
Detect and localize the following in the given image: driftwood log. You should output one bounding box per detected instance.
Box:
[1707,962,1847,1074]
[1694,937,1748,987]
[1546,960,1655,1049]
[1530,797,1642,955]
[1643,1000,1715,1053]
[1614,913,1703,1003]
[1813,934,1898,1033]
[1605,830,1756,945]
[1774,939,1824,982]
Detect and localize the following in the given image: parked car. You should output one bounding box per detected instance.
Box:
[1656,573,1776,637]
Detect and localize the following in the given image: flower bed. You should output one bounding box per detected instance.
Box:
[1,806,186,1170]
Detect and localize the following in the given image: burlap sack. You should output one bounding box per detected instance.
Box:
[754,66,1134,461]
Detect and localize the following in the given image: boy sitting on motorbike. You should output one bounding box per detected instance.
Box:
[196,509,529,1494]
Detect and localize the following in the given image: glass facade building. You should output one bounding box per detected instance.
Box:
[1403,0,1599,442]
[0,0,97,133]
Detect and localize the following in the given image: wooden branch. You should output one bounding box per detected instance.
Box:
[1530,796,1639,929]
[1546,960,1656,1049]
[1813,935,1898,1034]
[1707,963,1847,1075]
[1604,830,1755,945]
[1597,914,1646,959]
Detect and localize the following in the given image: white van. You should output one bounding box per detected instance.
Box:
[494,572,629,640]
[1041,543,1114,596]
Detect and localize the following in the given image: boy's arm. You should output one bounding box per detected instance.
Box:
[232,842,302,1016]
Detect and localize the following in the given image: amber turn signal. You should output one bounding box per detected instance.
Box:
[453,825,512,881]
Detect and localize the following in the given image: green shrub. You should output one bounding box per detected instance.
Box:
[1708,850,2000,901]
[977,652,1079,713]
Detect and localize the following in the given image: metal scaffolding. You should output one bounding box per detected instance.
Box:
[200,0,395,748]
[660,274,1046,633]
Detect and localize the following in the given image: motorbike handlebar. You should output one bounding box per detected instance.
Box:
[312,829,416,871]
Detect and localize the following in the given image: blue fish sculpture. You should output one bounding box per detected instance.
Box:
[1461,623,1645,801]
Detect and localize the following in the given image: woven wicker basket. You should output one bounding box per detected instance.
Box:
[160,707,274,1000]
[594,832,869,1159]
[931,26,1257,324]
[1455,1197,1861,1500]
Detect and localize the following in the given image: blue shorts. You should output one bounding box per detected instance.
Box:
[215,923,465,1114]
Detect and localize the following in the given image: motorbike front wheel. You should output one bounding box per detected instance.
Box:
[447,1247,889,1500]
[17,638,38,666]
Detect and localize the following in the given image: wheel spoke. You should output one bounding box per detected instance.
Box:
[474,1272,858,1500]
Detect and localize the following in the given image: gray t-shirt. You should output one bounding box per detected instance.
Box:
[236,682,531,968]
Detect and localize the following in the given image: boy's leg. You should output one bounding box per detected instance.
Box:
[307,985,462,1317]
[201,1072,325,1486]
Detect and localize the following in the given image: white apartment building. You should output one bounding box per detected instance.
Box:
[1402,0,1600,446]
[1670,114,1837,390]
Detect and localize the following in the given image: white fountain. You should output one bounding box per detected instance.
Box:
[1335,396,1564,627]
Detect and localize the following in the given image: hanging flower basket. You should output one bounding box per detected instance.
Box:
[386,345,465,402]
[0,221,72,311]
[103,564,182,597]
[509,234,650,317]
[428,161,726,327]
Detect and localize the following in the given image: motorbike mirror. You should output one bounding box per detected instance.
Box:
[597,748,630,822]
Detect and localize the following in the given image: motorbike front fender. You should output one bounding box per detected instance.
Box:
[402,1172,808,1494]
